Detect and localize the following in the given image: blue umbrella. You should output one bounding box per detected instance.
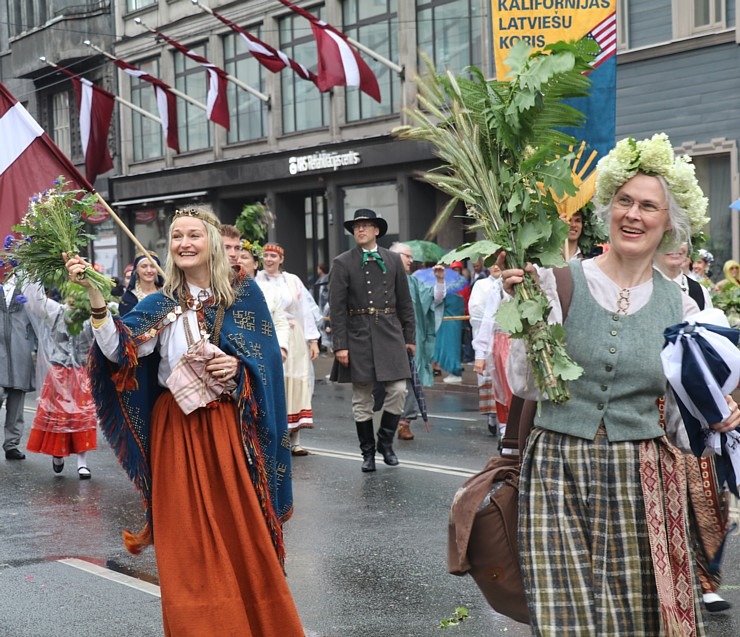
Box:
[662,316,740,495]
[412,267,468,294]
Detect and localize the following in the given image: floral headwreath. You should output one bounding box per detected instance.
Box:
[241,239,263,257]
[594,133,709,235]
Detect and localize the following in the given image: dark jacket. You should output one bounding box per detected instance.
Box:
[329,246,415,383]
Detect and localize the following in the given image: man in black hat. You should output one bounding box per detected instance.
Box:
[329,209,415,472]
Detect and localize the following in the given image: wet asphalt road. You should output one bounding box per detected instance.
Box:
[1,363,740,636]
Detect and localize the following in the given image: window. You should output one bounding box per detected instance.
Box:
[174,44,212,152]
[342,0,399,122]
[223,31,267,143]
[130,59,164,161]
[279,6,329,134]
[674,0,725,37]
[341,182,399,249]
[693,0,723,29]
[126,0,156,13]
[693,153,732,280]
[617,0,629,51]
[417,0,482,73]
[52,91,72,158]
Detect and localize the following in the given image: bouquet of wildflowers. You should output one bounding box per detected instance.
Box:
[0,177,113,295]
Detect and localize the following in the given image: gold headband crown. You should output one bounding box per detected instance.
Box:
[173,208,222,230]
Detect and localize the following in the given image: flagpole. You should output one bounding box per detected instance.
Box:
[40,58,163,125]
[134,18,271,104]
[93,193,167,278]
[344,37,403,77]
[84,40,209,112]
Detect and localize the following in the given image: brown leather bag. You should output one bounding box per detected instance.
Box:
[446,267,573,625]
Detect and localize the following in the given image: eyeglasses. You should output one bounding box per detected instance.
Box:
[353,222,375,230]
[612,194,668,215]
[399,253,414,259]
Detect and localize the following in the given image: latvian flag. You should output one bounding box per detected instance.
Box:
[208,8,318,85]
[276,0,381,102]
[153,30,230,131]
[53,66,114,184]
[113,58,180,153]
[0,82,92,242]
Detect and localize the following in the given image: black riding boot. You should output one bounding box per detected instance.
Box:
[376,411,400,466]
[355,420,376,472]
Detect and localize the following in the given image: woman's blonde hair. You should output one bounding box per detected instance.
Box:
[163,206,236,307]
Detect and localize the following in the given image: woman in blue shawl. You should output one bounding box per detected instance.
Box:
[64,207,303,637]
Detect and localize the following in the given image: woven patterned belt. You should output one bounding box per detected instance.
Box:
[348,307,396,316]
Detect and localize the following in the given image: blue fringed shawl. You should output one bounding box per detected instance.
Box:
[88,275,292,561]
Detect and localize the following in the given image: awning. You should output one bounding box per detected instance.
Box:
[111,190,208,207]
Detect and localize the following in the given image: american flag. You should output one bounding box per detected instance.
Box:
[590,12,617,70]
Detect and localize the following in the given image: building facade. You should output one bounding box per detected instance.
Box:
[3,1,740,280]
[617,0,740,270]
[109,0,490,279]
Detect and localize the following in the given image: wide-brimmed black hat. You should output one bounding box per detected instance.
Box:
[343,209,388,237]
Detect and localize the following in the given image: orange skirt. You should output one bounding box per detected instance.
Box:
[150,392,303,637]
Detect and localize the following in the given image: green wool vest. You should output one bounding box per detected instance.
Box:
[536,260,682,441]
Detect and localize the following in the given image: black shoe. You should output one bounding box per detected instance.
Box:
[703,593,731,612]
[361,454,376,472]
[5,448,25,460]
[52,456,64,473]
[78,466,92,480]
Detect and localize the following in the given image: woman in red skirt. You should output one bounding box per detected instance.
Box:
[24,284,96,478]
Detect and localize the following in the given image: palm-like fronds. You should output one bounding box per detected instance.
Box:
[394,39,600,403]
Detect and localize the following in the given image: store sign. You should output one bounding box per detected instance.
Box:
[135,209,158,224]
[288,150,361,175]
[83,200,110,224]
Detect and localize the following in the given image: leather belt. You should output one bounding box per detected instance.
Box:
[349,307,396,323]
[348,307,396,316]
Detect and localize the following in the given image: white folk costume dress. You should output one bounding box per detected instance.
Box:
[470,275,511,422]
[256,270,320,430]
[509,259,706,637]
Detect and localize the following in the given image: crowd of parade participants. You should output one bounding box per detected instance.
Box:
[2,135,740,635]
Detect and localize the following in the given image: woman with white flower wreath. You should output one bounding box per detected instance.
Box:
[504,133,734,636]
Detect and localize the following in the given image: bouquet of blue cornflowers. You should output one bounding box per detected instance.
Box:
[1,177,113,295]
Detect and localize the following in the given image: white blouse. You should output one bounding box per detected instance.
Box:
[508,260,699,400]
[93,283,211,387]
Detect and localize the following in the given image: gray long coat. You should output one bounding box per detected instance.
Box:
[329,246,415,384]
[0,285,36,391]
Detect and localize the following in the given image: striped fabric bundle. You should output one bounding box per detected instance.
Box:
[166,338,236,415]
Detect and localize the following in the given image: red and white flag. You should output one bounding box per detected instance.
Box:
[53,66,114,184]
[276,0,381,102]
[112,58,180,153]
[208,8,318,85]
[0,82,92,242]
[153,30,230,131]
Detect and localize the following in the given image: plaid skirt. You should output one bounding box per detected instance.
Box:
[519,427,706,637]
